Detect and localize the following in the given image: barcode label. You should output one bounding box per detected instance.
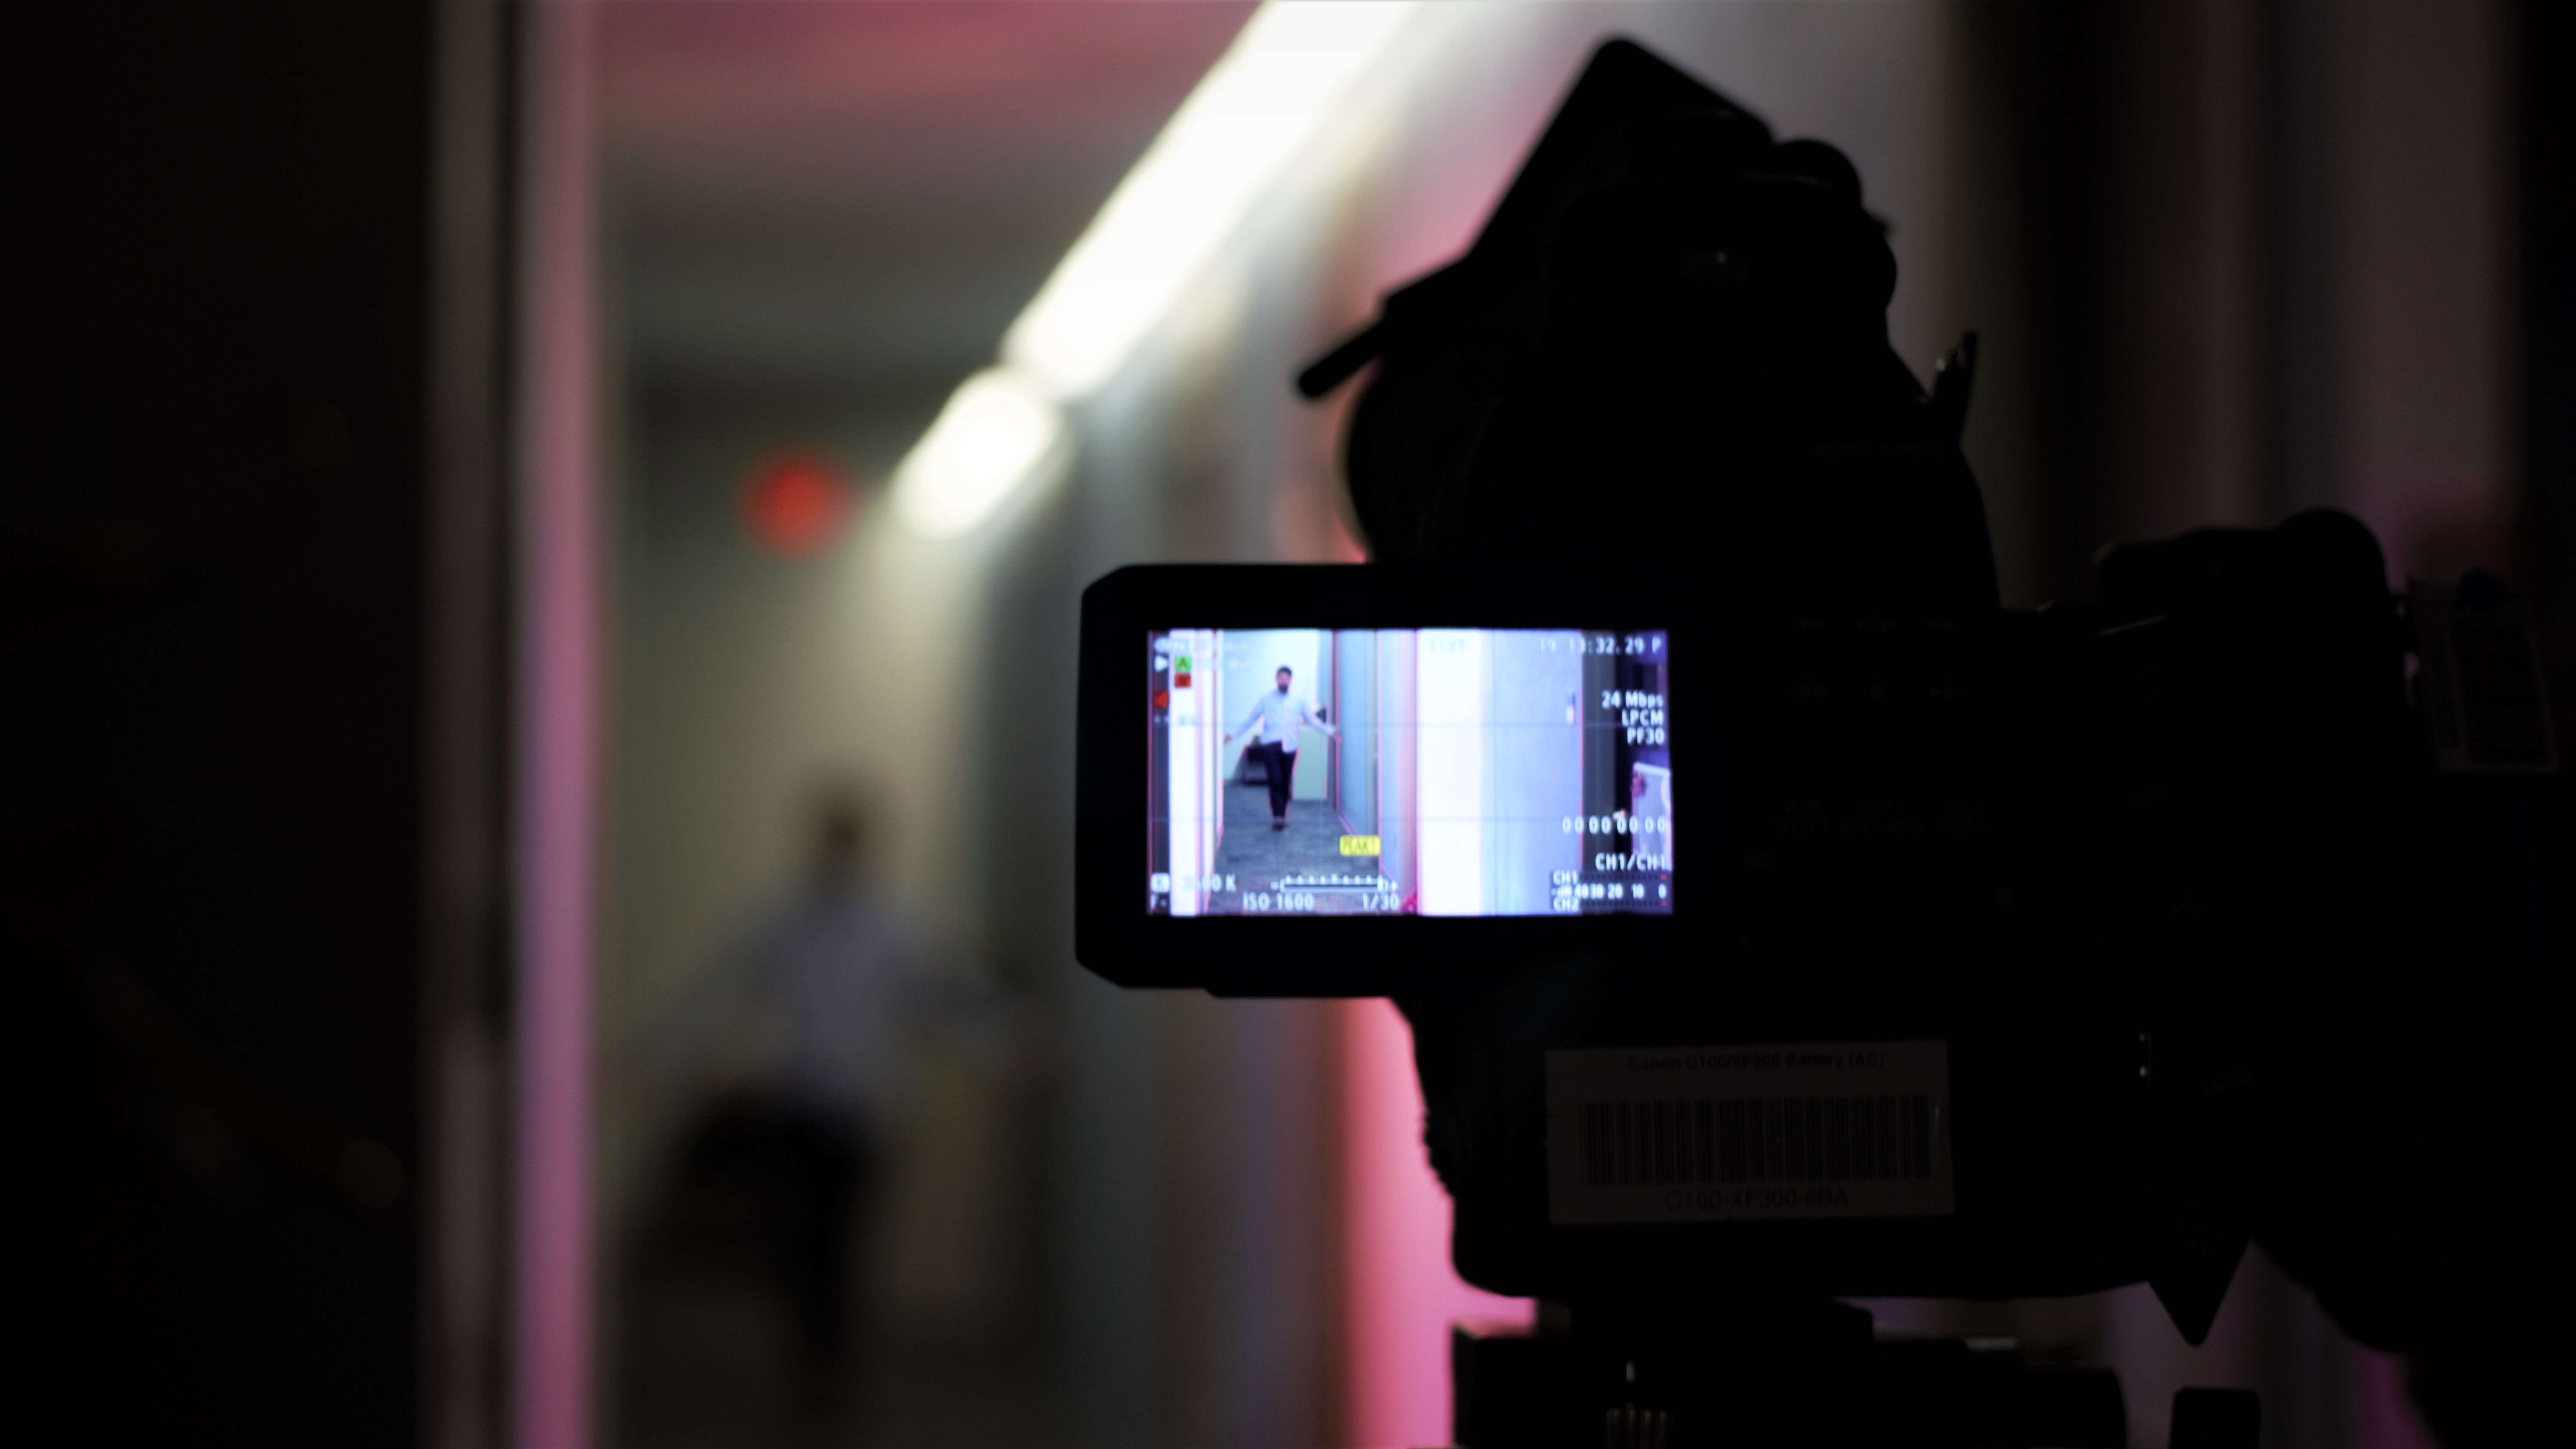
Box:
[1579,1094,1934,1187]
[1547,1043,1952,1223]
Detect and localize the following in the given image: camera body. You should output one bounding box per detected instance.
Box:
[1408,507,2415,1318]
[1078,520,2430,1316]
[1077,37,2559,1408]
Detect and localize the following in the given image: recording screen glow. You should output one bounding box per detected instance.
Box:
[1145,628,1672,916]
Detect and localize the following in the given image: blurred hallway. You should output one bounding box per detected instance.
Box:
[19,2,2568,1446]
[596,9,1258,1445]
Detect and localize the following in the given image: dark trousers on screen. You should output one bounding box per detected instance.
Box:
[1252,741,1297,818]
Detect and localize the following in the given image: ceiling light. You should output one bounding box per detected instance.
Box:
[893,1,1423,538]
[1003,0,1423,397]
[890,367,1067,538]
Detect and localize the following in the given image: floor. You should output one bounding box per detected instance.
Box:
[617,1201,1072,1448]
[1210,782,1357,894]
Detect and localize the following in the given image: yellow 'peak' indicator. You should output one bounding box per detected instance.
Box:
[1339,835,1382,857]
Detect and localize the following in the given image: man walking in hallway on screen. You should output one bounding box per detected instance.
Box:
[1226,665,1335,831]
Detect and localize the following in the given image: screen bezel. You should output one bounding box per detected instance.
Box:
[1076,564,1689,994]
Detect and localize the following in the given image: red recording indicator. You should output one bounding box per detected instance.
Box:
[1154,689,1170,709]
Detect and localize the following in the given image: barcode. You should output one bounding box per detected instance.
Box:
[1577,1094,1933,1188]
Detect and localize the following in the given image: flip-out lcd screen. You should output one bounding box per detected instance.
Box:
[1145,629,1672,916]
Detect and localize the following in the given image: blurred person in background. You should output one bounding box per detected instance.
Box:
[655,782,1010,1421]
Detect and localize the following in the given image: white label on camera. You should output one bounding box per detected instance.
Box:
[1545,1041,1953,1224]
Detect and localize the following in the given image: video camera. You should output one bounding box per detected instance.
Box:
[1074,39,2560,1448]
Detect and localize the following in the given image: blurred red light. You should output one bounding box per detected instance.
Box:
[741,452,854,556]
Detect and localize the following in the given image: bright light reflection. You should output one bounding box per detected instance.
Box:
[894,2,1423,537]
[890,367,1066,538]
[1005,1,1422,397]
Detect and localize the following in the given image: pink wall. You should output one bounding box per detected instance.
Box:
[512,2,601,1445]
[1343,999,1532,1449]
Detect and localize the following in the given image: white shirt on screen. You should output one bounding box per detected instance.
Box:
[1238,689,1326,751]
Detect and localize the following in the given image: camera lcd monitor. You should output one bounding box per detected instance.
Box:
[1144,628,1671,917]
